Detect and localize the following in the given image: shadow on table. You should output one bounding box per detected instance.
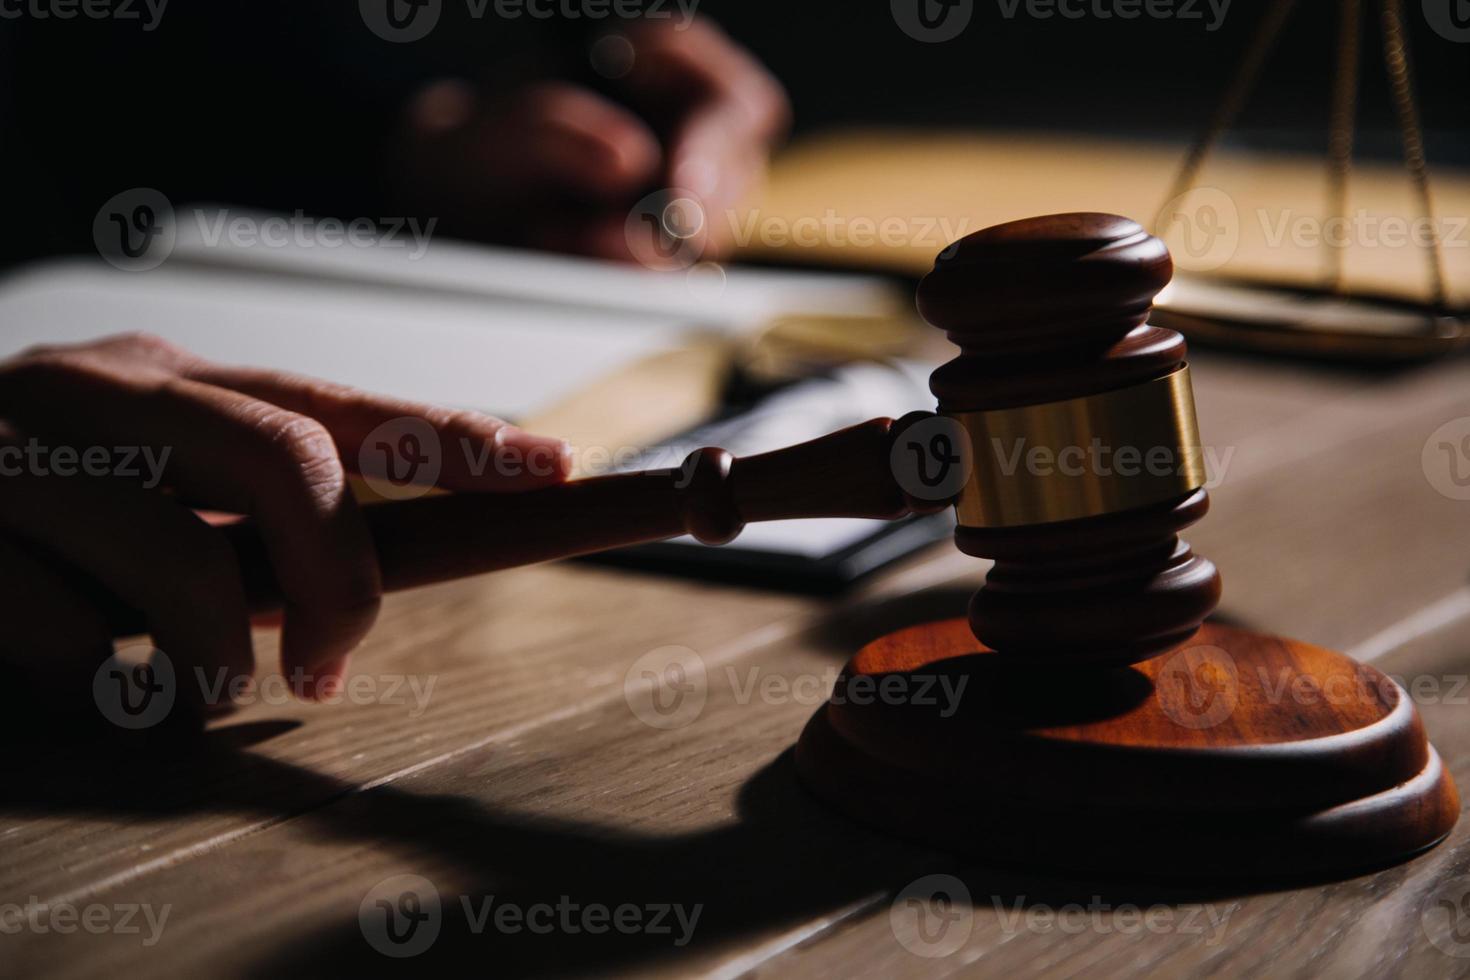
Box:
[1,722,1274,977]
[0,587,1289,976]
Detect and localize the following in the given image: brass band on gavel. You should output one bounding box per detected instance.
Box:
[950,366,1207,528]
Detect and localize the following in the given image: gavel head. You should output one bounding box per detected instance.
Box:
[917,212,1221,669]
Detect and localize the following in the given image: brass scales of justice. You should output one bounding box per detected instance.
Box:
[1152,0,1466,361]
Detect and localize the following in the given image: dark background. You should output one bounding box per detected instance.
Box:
[703,1,1468,159]
[3,1,1466,267]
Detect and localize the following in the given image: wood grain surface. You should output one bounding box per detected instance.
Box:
[5,345,1470,978]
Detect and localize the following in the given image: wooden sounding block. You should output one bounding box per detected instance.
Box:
[797,620,1458,878]
[102,212,1456,880]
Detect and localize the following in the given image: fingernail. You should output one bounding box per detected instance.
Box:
[301,656,349,702]
[498,427,573,480]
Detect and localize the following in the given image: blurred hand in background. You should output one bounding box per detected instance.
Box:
[390,18,790,262]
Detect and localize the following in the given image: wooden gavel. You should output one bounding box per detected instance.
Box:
[108,213,1223,670]
[212,411,952,617]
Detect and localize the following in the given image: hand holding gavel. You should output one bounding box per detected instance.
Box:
[143,411,956,633]
[2,214,1219,724]
[0,332,573,710]
[0,332,950,717]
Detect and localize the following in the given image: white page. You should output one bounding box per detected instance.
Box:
[0,260,698,418]
[169,207,899,331]
[2,223,901,418]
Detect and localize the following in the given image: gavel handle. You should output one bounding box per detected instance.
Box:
[105,413,946,637]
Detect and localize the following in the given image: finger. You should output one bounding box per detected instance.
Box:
[670,132,766,260]
[12,331,202,375]
[615,22,787,260]
[0,469,255,718]
[620,20,789,186]
[6,333,571,491]
[462,81,663,205]
[0,354,380,687]
[180,362,573,491]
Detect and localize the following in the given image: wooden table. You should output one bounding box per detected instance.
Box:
[5,346,1470,978]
